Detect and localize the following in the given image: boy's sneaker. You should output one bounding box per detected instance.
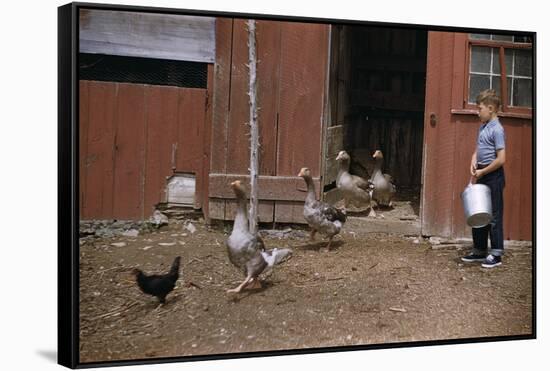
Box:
[481,254,502,268]
[461,253,486,262]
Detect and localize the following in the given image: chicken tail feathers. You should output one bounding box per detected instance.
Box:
[261,248,292,267]
[169,256,181,277]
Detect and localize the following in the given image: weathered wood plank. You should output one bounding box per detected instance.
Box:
[112,83,147,219]
[421,32,457,237]
[208,199,225,220]
[225,200,274,223]
[274,201,306,224]
[450,115,479,238]
[502,121,523,240]
[226,19,252,174]
[202,64,214,221]
[210,18,232,174]
[79,9,215,63]
[176,88,207,209]
[256,20,281,176]
[323,125,344,185]
[336,26,351,126]
[79,81,89,215]
[519,122,533,241]
[143,85,179,216]
[328,25,340,126]
[84,81,117,219]
[277,22,329,177]
[208,173,319,202]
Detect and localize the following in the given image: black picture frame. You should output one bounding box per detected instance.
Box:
[58,2,536,369]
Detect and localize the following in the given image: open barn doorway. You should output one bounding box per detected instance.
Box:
[323,25,428,225]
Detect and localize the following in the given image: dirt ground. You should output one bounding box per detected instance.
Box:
[79,205,533,364]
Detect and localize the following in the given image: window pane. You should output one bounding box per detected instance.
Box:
[514,49,533,77]
[505,49,514,75]
[470,33,491,40]
[513,78,532,107]
[469,74,490,103]
[513,35,533,43]
[491,76,501,97]
[492,34,514,41]
[492,48,501,74]
[471,46,491,73]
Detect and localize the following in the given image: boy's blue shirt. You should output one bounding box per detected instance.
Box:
[477,117,505,165]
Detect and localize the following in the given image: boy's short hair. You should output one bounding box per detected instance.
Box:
[476,89,501,110]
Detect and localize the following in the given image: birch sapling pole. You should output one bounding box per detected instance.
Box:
[247,19,260,235]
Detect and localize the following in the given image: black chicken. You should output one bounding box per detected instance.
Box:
[131,256,181,304]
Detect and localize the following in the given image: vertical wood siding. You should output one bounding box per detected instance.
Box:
[112,84,147,219]
[422,32,458,238]
[449,115,532,241]
[79,81,209,220]
[274,22,327,221]
[423,32,533,241]
[143,85,180,217]
[83,81,117,218]
[209,19,329,223]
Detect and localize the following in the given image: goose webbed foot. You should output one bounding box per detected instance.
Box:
[247,278,262,289]
[310,229,317,241]
[227,276,254,294]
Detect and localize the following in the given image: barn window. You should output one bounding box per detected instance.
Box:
[467,34,533,111]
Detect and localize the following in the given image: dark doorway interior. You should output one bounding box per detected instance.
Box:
[326,25,428,215]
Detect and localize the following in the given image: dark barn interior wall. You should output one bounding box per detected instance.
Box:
[338,26,428,191]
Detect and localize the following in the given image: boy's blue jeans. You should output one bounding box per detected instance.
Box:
[472,166,505,256]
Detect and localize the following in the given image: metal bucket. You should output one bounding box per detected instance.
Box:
[461,182,492,228]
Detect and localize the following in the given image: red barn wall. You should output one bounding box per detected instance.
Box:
[422,32,532,241]
[79,81,210,220]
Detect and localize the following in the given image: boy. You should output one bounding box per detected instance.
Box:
[461,89,506,268]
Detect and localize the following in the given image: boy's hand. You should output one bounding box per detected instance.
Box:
[470,160,477,176]
[473,169,485,179]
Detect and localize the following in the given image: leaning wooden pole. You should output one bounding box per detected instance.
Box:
[247,19,260,235]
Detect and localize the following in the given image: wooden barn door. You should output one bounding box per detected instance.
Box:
[208,19,329,224]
